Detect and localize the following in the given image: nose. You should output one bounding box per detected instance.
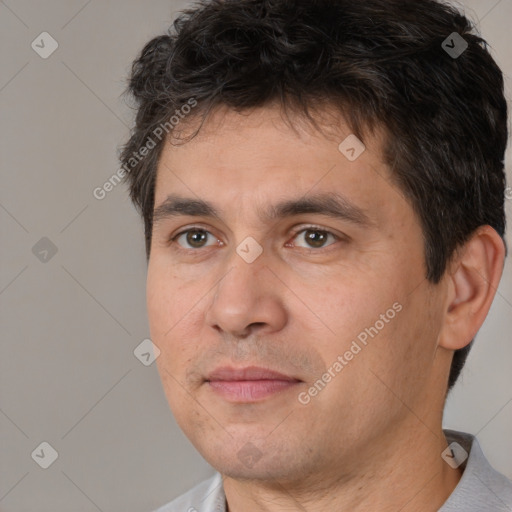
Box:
[204,255,288,339]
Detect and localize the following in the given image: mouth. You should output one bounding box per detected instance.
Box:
[205,366,302,402]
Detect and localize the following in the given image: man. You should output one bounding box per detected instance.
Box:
[120,0,512,510]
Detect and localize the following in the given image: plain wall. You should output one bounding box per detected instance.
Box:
[0,1,510,510]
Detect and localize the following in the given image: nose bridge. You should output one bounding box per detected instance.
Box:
[205,246,286,336]
[214,245,269,311]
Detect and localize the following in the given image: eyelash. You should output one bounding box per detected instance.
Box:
[168,225,342,254]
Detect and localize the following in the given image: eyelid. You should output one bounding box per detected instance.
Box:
[289,224,338,236]
[287,224,341,249]
[169,225,222,248]
[168,223,345,251]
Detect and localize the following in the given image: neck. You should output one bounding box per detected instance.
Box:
[222,424,463,512]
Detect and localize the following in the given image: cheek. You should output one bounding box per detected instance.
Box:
[359,284,443,405]
[295,269,400,346]
[146,262,205,373]
[147,265,181,363]
[297,266,418,387]
[146,260,185,333]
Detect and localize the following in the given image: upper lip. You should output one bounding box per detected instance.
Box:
[206,366,300,382]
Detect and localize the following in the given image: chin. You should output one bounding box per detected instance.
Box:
[193,434,315,483]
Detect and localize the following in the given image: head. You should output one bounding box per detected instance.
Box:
[120,0,507,483]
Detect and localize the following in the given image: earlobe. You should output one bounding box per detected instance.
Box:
[439,225,505,351]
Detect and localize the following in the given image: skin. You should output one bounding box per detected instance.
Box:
[146,104,505,512]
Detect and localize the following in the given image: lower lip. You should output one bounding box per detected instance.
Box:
[207,379,299,402]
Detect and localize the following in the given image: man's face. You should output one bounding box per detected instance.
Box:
[147,106,449,483]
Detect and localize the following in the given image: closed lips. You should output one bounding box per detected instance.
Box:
[205,366,301,382]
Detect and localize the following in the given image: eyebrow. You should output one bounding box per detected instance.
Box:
[152,192,373,228]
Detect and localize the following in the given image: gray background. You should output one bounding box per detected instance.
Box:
[0,0,510,510]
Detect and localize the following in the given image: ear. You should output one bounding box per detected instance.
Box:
[439,225,506,351]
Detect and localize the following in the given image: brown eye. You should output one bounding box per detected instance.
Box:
[292,228,337,249]
[174,229,217,249]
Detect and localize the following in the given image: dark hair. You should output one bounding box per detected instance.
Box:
[120,0,508,391]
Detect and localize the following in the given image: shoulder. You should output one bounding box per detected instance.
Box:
[152,473,225,512]
[441,430,512,511]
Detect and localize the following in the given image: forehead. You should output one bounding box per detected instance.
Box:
[153,105,405,226]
